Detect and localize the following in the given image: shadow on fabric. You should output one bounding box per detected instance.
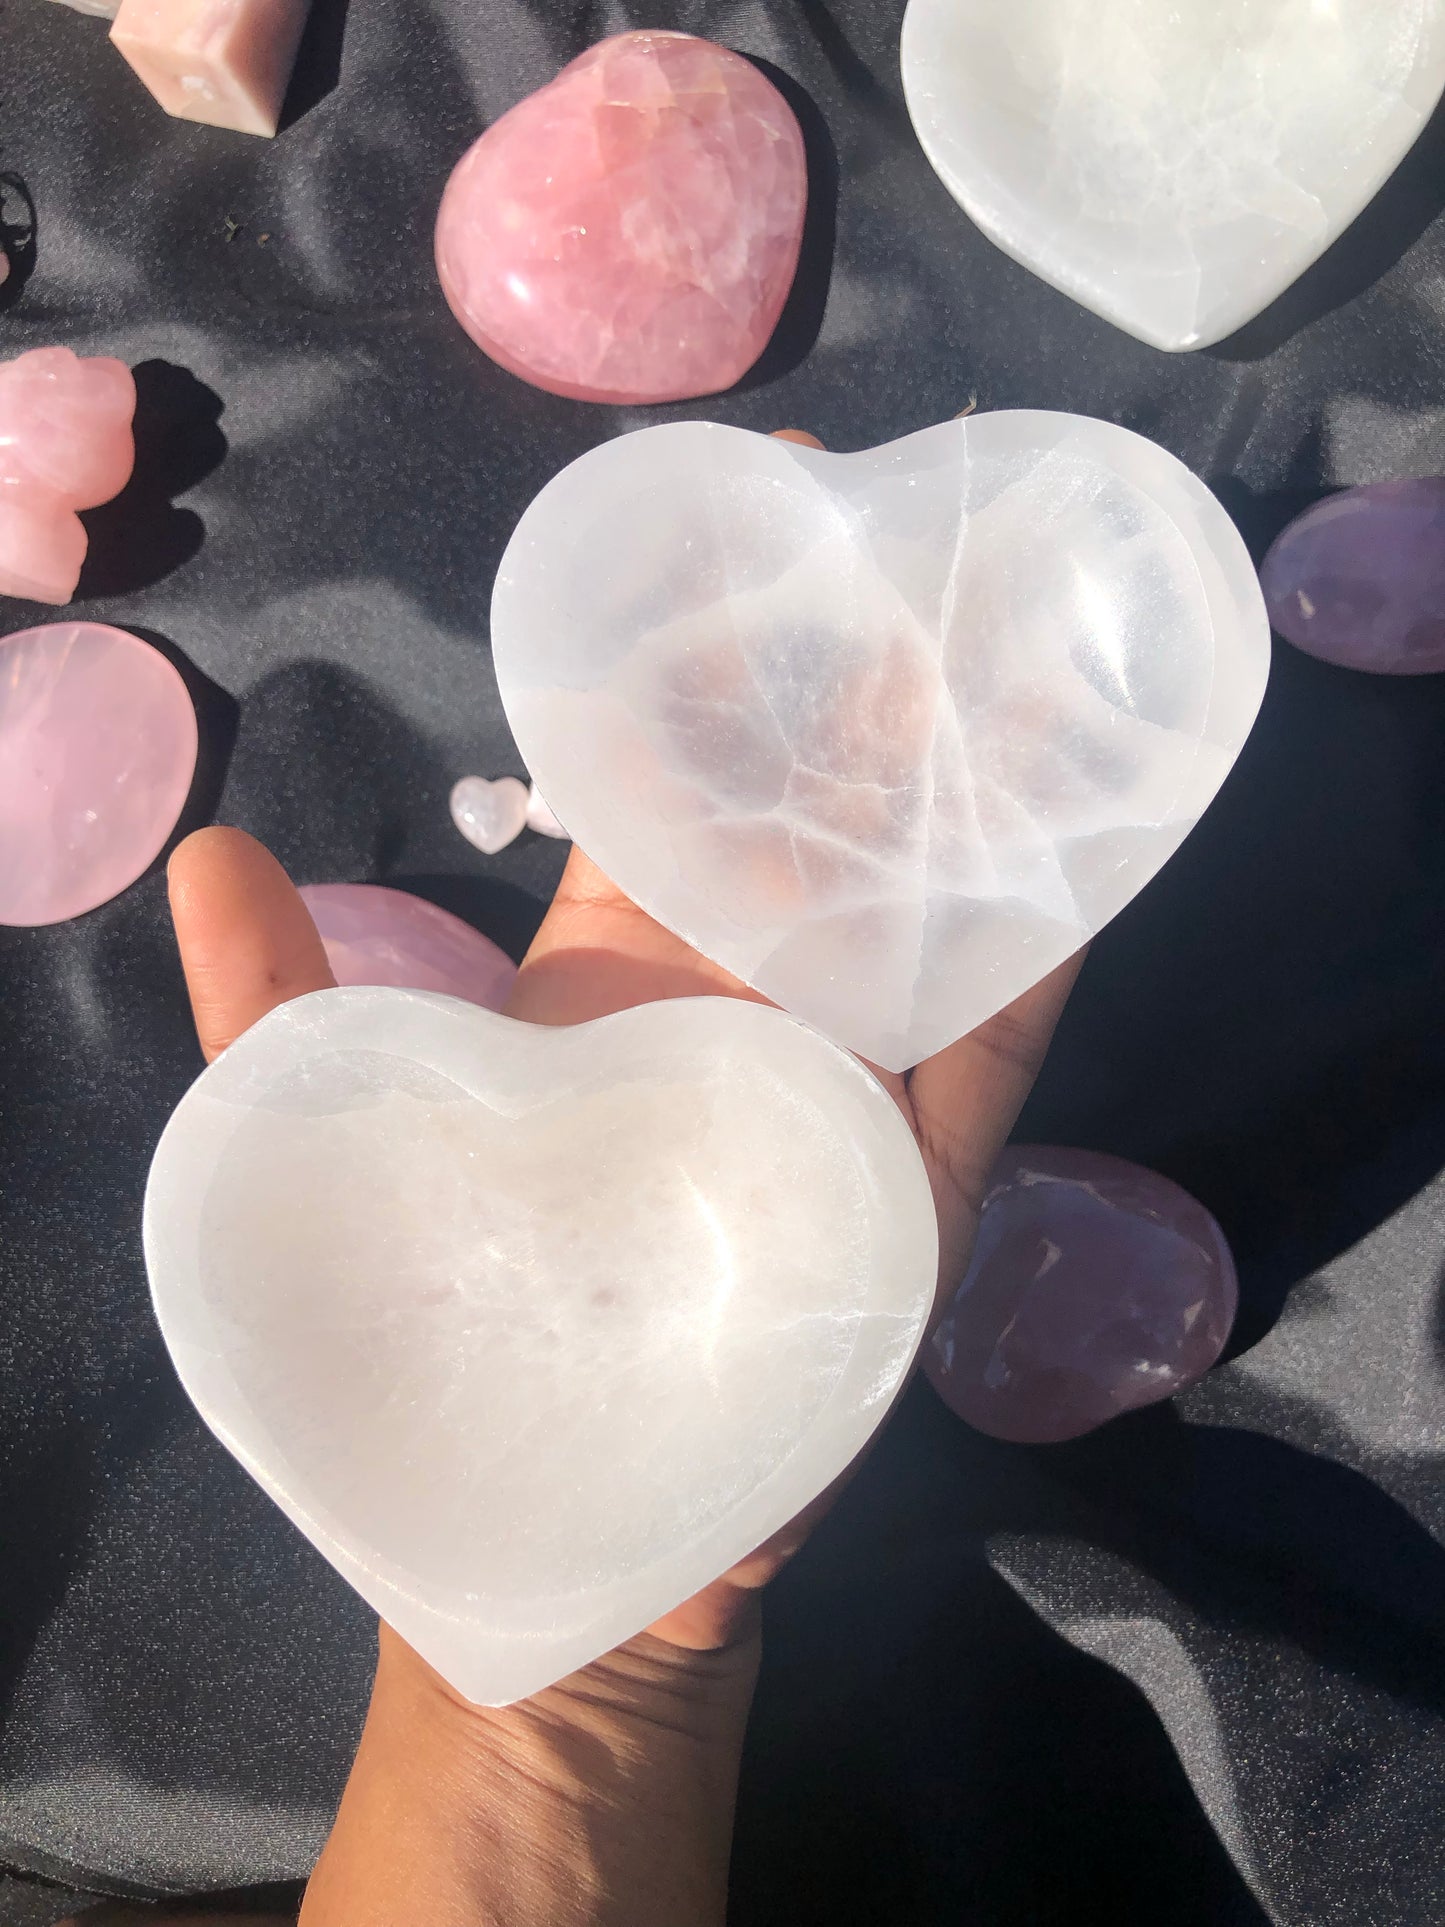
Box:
[78,364,227,599]
[0,173,37,312]
[731,59,838,394]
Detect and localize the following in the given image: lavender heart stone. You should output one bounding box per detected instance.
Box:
[925,1146,1237,1444]
[1260,477,1445,674]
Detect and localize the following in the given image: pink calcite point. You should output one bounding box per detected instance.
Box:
[110,0,314,138]
[434,31,808,404]
[0,623,198,926]
[299,884,518,1010]
[0,348,136,605]
[925,1147,1238,1444]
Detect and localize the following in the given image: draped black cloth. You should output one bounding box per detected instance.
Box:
[2,3,1444,1920]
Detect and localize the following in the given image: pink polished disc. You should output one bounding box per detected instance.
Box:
[299,883,518,1009]
[0,623,197,926]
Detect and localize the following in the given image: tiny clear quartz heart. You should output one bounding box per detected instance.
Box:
[449,775,530,856]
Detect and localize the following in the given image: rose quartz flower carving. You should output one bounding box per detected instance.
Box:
[0,347,136,605]
[435,31,808,404]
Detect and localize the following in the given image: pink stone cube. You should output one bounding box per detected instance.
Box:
[110,0,313,138]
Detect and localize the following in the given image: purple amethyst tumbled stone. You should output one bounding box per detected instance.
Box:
[924,1147,1237,1444]
[1260,477,1445,673]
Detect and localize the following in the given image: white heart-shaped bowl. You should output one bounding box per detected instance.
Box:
[143,989,936,1706]
[492,415,1269,1072]
[900,0,1445,350]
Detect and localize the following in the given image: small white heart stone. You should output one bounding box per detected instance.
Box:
[900,0,1445,350]
[143,989,936,1706]
[491,416,1269,1072]
[450,774,530,855]
[525,782,568,840]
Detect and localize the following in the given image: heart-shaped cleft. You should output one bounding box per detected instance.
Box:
[899,0,1445,351]
[143,989,936,1706]
[492,414,1270,1073]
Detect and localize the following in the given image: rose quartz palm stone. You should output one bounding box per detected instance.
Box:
[434,31,807,404]
[299,883,518,1009]
[926,1147,1238,1443]
[0,347,136,605]
[0,623,197,925]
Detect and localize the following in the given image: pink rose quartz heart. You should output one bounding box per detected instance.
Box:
[299,883,518,1009]
[434,31,807,404]
[0,622,197,925]
[0,347,136,605]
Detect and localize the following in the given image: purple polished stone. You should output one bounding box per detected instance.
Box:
[299,884,517,1009]
[924,1146,1237,1444]
[1259,477,1445,674]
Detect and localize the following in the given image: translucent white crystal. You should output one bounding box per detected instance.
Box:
[449,773,529,855]
[900,0,1445,350]
[492,416,1269,1072]
[143,989,936,1706]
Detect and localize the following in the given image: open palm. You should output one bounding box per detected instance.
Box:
[169,821,1079,1658]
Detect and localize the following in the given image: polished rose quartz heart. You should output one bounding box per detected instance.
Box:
[0,347,136,603]
[434,30,807,404]
[492,414,1271,1072]
[144,990,936,1705]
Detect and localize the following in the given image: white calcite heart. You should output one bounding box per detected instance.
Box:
[143,989,936,1706]
[491,416,1270,1073]
[899,0,1445,351]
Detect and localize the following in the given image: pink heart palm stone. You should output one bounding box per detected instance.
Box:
[434,31,807,404]
[0,347,136,604]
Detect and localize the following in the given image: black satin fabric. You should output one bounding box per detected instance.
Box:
[3,2,1444,1920]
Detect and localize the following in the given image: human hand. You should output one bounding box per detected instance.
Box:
[165,435,1080,1923]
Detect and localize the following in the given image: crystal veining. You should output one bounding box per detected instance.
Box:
[492,415,1270,1071]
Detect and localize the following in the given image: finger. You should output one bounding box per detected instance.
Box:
[168,827,335,1062]
[907,948,1087,1304]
